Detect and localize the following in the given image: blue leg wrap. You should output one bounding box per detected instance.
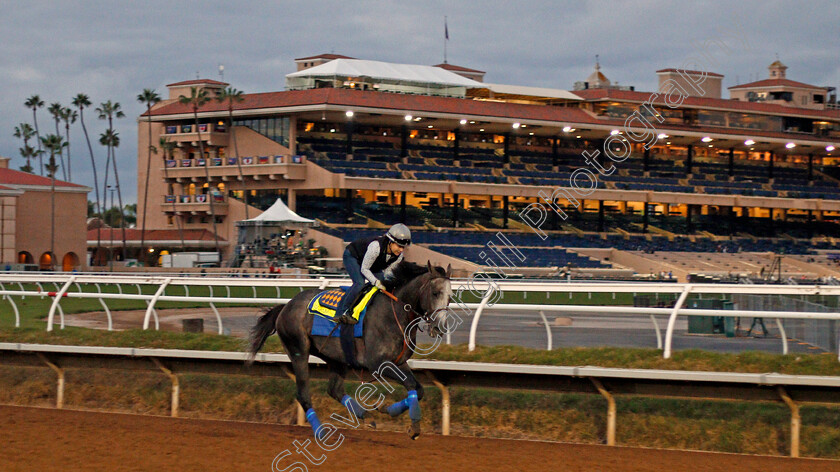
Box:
[386,390,421,421]
[305,408,322,436]
[406,390,421,423]
[386,398,409,417]
[342,394,366,419]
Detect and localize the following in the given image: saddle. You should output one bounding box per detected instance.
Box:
[308,286,378,323]
[308,286,381,369]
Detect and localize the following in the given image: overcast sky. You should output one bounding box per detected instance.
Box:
[1,1,838,206]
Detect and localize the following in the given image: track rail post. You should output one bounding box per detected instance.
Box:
[46,276,76,332]
[777,387,800,458]
[209,303,224,335]
[281,366,306,426]
[1,283,20,327]
[37,353,65,409]
[590,378,616,446]
[538,310,553,351]
[95,283,113,331]
[144,278,172,330]
[152,358,179,417]
[427,373,450,436]
[468,291,493,352]
[774,318,788,355]
[663,284,693,359]
[649,315,662,349]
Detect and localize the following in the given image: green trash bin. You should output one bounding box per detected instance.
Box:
[722,301,735,338]
[687,299,724,334]
[688,315,715,334]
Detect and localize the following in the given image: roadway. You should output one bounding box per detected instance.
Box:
[63,307,820,355]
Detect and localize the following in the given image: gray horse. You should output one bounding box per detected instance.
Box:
[248,261,452,439]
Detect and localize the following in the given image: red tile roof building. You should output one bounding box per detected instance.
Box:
[0,158,90,270]
[135,55,840,265]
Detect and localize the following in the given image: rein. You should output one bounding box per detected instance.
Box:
[382,277,435,365]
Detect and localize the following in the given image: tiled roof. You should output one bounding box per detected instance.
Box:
[0,168,86,188]
[87,228,225,242]
[295,54,355,61]
[728,78,825,90]
[572,88,840,119]
[433,63,485,74]
[146,87,597,123]
[145,87,839,143]
[166,79,229,87]
[656,68,724,78]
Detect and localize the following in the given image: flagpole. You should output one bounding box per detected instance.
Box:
[444,16,448,64]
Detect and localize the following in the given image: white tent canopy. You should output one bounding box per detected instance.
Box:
[286,59,483,88]
[237,198,314,226]
[480,83,584,101]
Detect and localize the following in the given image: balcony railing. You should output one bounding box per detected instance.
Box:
[165,123,226,134]
[165,155,306,168]
[164,123,229,147]
[161,194,228,215]
[161,155,308,182]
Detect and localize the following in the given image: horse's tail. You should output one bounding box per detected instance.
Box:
[247,304,284,364]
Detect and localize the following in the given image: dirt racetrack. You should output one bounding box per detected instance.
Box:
[2,406,838,472]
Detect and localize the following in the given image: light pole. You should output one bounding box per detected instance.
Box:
[108,186,115,272]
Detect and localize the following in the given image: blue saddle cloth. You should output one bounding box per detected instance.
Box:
[308,287,369,338]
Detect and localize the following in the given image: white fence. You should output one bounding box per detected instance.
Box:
[1,273,839,360]
[3,342,839,457]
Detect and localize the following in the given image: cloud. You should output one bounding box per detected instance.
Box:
[1,0,839,207]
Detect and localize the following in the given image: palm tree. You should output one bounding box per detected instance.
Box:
[137,89,161,266]
[24,95,45,175]
[60,107,77,181]
[41,134,65,270]
[99,128,127,260]
[73,93,104,265]
[179,86,221,257]
[216,87,248,218]
[160,137,186,252]
[96,101,126,258]
[13,123,36,173]
[47,102,68,181]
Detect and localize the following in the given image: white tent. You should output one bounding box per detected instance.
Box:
[239,198,314,226]
[286,59,484,97]
[286,59,483,88]
[234,199,314,266]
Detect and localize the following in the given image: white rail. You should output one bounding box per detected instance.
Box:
[1,275,839,360]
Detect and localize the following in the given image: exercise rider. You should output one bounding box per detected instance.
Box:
[335,223,411,324]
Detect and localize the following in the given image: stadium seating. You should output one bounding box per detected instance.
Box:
[298,133,840,203]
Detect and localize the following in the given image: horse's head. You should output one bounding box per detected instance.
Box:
[420,261,452,338]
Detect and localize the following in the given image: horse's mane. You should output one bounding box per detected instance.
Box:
[389,261,445,289]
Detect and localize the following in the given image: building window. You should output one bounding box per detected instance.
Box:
[233,116,291,147]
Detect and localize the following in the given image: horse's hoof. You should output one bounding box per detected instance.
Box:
[408,422,421,440]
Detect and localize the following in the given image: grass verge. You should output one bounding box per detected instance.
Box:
[2,326,839,376]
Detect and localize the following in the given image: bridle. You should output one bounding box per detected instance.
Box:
[383,273,446,364]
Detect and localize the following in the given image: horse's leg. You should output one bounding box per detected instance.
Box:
[289,354,323,437]
[378,363,424,440]
[325,361,366,422]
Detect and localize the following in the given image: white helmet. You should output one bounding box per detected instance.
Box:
[386,223,411,246]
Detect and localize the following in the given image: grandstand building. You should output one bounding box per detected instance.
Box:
[136,55,840,280]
